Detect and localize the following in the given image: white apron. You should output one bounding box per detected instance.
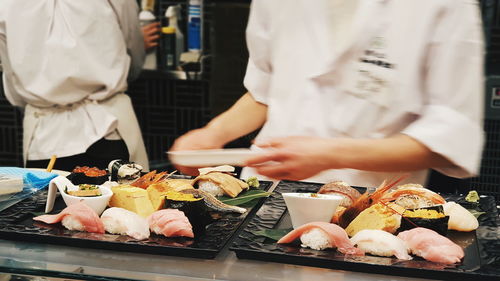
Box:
[23,94,149,171]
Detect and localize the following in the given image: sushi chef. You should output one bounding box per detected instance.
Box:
[170,0,484,188]
[0,0,149,171]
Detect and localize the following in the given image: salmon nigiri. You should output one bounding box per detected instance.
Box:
[278,222,364,255]
[148,209,194,238]
[33,202,104,233]
[397,227,464,264]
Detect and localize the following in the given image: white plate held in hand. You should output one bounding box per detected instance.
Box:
[167,148,265,167]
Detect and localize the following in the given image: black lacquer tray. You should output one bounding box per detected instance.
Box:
[0,181,273,259]
[230,180,500,280]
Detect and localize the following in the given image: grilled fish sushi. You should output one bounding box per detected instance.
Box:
[318,181,361,207]
[193,172,248,198]
[181,189,246,214]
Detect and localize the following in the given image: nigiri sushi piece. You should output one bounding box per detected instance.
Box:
[381,184,446,209]
[33,202,104,233]
[318,181,361,207]
[148,209,194,238]
[397,227,464,264]
[350,229,411,260]
[277,222,364,255]
[443,202,479,232]
[101,207,150,240]
[192,171,248,198]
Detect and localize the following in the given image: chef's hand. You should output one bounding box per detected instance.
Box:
[169,128,226,176]
[245,136,338,181]
[142,22,160,51]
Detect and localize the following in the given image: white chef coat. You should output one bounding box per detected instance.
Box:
[241,0,484,188]
[0,0,149,170]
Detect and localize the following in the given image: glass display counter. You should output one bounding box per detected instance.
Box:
[0,239,430,281]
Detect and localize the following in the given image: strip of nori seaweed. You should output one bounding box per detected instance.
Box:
[164,198,214,235]
[67,172,85,185]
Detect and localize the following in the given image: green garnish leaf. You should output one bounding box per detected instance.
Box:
[467,209,486,219]
[31,211,46,217]
[220,190,271,206]
[252,229,292,241]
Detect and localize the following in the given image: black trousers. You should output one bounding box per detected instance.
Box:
[26,138,129,171]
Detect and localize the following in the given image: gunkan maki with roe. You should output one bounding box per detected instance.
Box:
[67,166,109,185]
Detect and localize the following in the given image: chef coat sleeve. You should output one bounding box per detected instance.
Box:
[401,2,484,178]
[243,0,272,105]
[0,11,26,108]
[108,0,145,81]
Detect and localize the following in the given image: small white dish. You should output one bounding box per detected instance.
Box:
[168,148,265,167]
[282,192,343,229]
[45,176,113,215]
[27,168,70,177]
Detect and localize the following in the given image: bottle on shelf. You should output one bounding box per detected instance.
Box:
[187,0,202,53]
[165,5,184,68]
[159,27,176,71]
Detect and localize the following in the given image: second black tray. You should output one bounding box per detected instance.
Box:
[230,180,500,281]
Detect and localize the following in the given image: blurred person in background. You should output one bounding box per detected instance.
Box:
[0,0,149,171]
[170,0,484,189]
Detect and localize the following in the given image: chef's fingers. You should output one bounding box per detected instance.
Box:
[145,22,160,30]
[254,138,287,148]
[253,164,300,181]
[142,23,160,35]
[147,34,160,41]
[245,151,290,166]
[144,27,160,36]
[148,42,159,48]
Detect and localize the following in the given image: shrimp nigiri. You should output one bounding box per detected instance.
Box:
[338,175,407,228]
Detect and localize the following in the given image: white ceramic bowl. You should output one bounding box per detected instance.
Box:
[46,176,113,215]
[282,192,343,229]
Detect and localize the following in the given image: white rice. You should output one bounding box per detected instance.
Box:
[300,228,331,250]
[101,217,127,235]
[151,225,162,235]
[61,216,85,231]
[198,181,224,197]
